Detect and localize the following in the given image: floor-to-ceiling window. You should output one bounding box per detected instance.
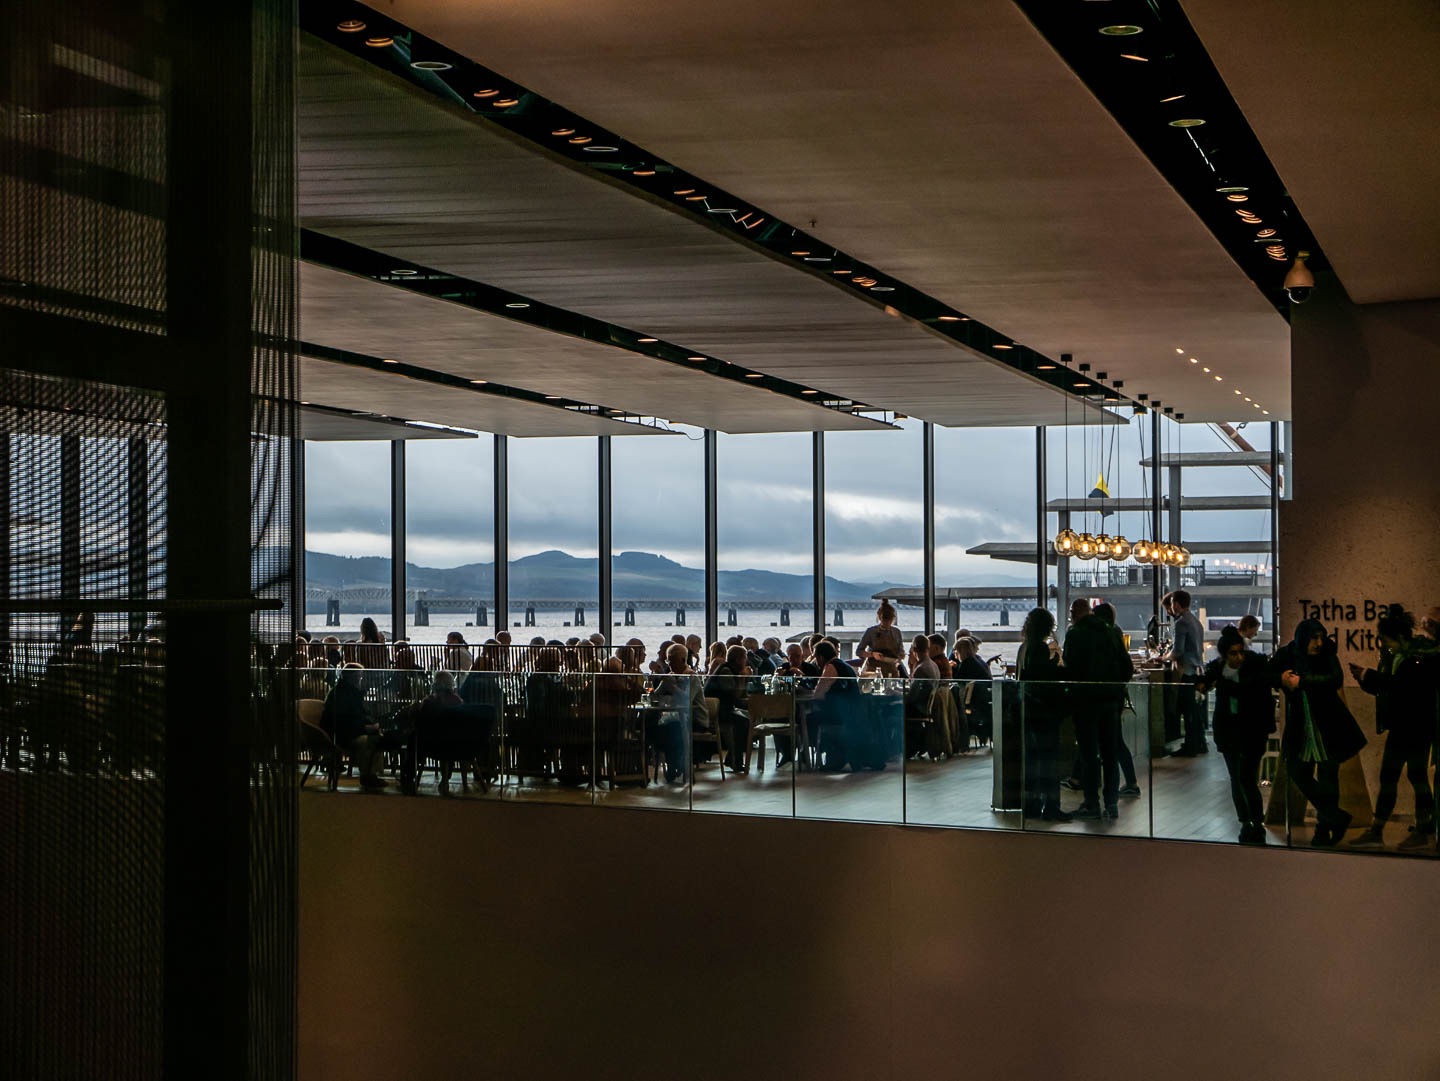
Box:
[611,424,704,657]
[403,435,494,645]
[822,418,924,643]
[506,436,598,641]
[303,440,392,638]
[715,431,813,646]
[933,424,1037,662]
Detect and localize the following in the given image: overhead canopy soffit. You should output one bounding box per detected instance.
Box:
[365,0,1292,422]
[298,34,1122,430]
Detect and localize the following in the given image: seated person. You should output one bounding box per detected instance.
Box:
[928,633,954,679]
[812,639,860,770]
[443,632,472,676]
[321,662,386,790]
[951,636,992,750]
[522,647,576,776]
[651,643,709,783]
[904,642,942,758]
[706,644,752,771]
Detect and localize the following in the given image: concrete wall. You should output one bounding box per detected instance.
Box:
[1283,279,1440,660]
[300,797,1440,1081]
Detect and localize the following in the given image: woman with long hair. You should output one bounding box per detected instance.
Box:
[858,600,903,677]
[1270,619,1367,846]
[1017,607,1068,822]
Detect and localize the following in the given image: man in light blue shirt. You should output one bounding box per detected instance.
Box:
[1163,589,1208,755]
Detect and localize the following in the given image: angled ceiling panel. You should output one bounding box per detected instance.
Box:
[376,0,1292,421]
[301,262,882,433]
[298,37,1109,428]
[300,355,669,437]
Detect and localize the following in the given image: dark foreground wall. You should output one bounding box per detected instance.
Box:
[300,798,1440,1081]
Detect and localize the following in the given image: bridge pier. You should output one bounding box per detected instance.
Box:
[833,606,844,627]
[999,607,1009,627]
[413,595,430,627]
[779,607,789,626]
[325,598,340,626]
[574,606,585,626]
[726,606,737,626]
[624,605,635,626]
[525,606,536,627]
[476,604,487,627]
[675,607,686,626]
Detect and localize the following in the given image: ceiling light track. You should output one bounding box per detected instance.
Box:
[302,0,1135,411]
[1013,0,1326,316]
[300,229,877,420]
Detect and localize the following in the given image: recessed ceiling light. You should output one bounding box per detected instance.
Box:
[1119,54,1149,61]
[673,188,695,195]
[550,126,575,135]
[1190,358,1199,364]
[474,89,501,99]
[1235,389,1242,395]
[687,355,705,361]
[801,389,818,395]
[1169,118,1206,128]
[470,379,487,385]
[1214,375,1223,381]
[1073,381,1088,387]
[494,98,520,107]
[582,146,619,152]
[803,256,831,262]
[364,36,393,47]
[791,250,810,256]
[744,373,763,379]
[632,169,656,176]
[504,302,529,309]
[544,395,561,400]
[832,269,852,275]
[1100,25,1144,35]
[1262,410,1270,415]
[337,19,366,32]
[391,268,417,276]
[1216,184,1249,193]
[1226,194,1249,202]
[870,285,895,292]
[1037,363,1057,370]
[382,358,399,365]
[1160,94,1185,103]
[708,207,738,214]
[1202,366,1211,372]
[685,194,707,201]
[1257,228,1276,237]
[1244,397,1252,402]
[1175,347,1184,353]
[1236,209,1259,218]
[411,60,452,71]
[568,135,591,144]
[994,343,1014,350]
[938,315,962,322]
[637,337,658,343]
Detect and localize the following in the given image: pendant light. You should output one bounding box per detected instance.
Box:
[1055,528,1080,556]
[1075,532,1098,560]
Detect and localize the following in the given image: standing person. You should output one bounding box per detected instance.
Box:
[1063,598,1121,819]
[1237,614,1264,653]
[1198,626,1276,844]
[857,601,904,677]
[1347,607,1438,850]
[1092,603,1141,798]
[1018,607,1069,822]
[1270,620,1367,846]
[1163,590,1208,755]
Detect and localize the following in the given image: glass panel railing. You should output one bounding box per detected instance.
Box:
[275,636,1440,862]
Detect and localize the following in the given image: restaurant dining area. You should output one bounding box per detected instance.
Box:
[5,0,1440,1079]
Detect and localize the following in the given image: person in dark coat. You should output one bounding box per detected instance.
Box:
[1198,626,1276,843]
[321,662,386,790]
[1018,607,1069,822]
[1062,598,1123,818]
[1347,607,1439,849]
[1270,619,1367,846]
[705,644,751,771]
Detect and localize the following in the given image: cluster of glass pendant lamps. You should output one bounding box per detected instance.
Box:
[1053,528,1190,566]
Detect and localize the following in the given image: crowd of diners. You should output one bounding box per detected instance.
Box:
[291,603,1000,791]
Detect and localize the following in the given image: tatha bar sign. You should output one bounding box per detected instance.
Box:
[1296,598,1397,653]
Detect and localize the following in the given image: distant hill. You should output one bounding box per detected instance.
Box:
[305,548,1028,600]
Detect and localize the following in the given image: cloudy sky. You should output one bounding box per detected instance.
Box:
[304,413,1275,585]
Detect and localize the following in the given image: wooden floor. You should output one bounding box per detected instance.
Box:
[306,738,1439,857]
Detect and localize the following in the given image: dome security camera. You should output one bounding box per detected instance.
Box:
[1284,252,1315,305]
